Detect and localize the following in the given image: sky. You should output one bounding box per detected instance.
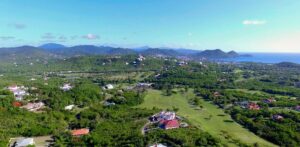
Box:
[0,0,300,52]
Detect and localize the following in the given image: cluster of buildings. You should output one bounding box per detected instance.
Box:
[7,85,29,101]
[137,55,146,61]
[149,111,182,130]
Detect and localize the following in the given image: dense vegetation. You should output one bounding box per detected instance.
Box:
[0,54,299,146]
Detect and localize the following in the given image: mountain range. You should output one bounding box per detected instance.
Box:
[0,43,240,62]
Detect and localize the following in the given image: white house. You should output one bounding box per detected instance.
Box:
[7,85,28,101]
[103,84,114,90]
[60,83,72,91]
[64,104,75,110]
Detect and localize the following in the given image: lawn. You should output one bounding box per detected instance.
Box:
[138,89,277,147]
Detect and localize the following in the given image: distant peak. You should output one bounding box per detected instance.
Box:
[39,43,66,49]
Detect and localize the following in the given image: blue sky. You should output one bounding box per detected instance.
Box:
[0,0,300,52]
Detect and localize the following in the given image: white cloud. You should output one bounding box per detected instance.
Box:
[243,20,266,25]
[82,33,100,40]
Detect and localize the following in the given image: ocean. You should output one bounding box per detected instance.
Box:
[223,53,300,64]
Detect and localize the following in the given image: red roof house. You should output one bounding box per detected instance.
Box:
[13,101,22,107]
[247,103,260,110]
[71,128,89,136]
[161,120,179,130]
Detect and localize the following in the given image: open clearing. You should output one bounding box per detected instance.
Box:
[138,89,277,147]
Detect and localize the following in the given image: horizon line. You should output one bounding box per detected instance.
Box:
[0,43,300,54]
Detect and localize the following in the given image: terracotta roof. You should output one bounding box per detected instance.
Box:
[71,128,89,136]
[13,102,22,107]
[163,120,179,129]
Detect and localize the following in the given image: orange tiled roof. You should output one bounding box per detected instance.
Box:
[71,128,89,136]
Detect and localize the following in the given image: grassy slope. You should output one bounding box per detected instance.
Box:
[138,89,277,147]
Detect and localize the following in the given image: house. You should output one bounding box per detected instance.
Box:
[137,55,146,61]
[104,101,116,106]
[154,74,161,78]
[13,101,22,107]
[177,61,188,66]
[213,92,222,97]
[103,84,114,90]
[160,119,180,130]
[157,111,176,121]
[263,98,276,104]
[14,138,35,147]
[149,111,176,122]
[71,128,90,136]
[60,83,72,91]
[272,114,284,120]
[8,85,19,91]
[21,102,45,111]
[136,83,153,89]
[64,105,75,110]
[7,85,28,101]
[137,83,153,87]
[247,102,260,110]
[238,101,249,109]
[149,143,167,147]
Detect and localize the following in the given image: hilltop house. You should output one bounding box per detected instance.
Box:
[71,128,90,137]
[149,111,180,130]
[159,119,180,130]
[149,111,176,122]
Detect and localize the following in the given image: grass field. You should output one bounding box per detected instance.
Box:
[138,89,277,147]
